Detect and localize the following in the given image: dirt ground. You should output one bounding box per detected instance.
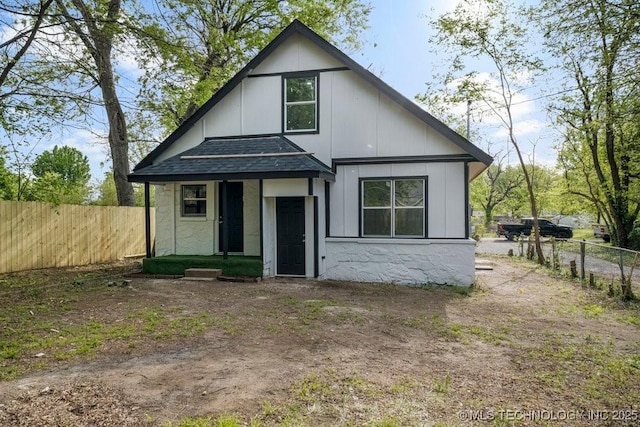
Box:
[1,257,639,426]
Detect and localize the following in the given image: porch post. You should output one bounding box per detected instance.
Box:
[259,179,263,260]
[221,180,228,259]
[144,182,151,258]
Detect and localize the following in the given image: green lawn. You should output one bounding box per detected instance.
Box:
[142,255,262,277]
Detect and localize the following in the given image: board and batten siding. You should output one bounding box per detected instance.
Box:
[153,33,467,167]
[330,162,466,239]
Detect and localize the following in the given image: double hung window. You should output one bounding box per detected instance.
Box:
[284,75,317,132]
[361,179,425,237]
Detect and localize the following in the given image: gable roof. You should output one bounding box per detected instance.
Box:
[133,19,492,172]
[129,135,335,182]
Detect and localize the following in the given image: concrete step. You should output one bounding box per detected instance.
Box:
[184,268,222,278]
[181,276,217,282]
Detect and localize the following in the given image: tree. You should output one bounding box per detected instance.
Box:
[30,145,90,203]
[138,0,371,132]
[52,0,135,206]
[426,0,547,264]
[0,147,14,199]
[471,162,524,227]
[93,170,153,206]
[540,0,640,248]
[0,0,56,134]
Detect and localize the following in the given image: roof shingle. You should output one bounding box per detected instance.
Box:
[128,135,334,182]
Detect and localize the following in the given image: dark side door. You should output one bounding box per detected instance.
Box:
[276,197,305,275]
[218,182,243,253]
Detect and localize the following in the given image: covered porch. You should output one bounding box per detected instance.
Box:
[128,135,335,278]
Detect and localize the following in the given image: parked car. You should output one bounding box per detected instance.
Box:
[497,218,573,241]
[592,224,611,242]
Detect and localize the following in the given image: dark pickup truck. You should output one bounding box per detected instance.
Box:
[497,218,573,241]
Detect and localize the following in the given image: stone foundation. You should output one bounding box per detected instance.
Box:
[321,238,476,286]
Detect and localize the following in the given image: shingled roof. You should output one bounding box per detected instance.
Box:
[128,135,335,182]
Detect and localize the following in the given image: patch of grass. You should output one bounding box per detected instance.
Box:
[618,314,640,325]
[467,325,510,345]
[1,301,220,377]
[371,417,400,427]
[433,375,452,394]
[142,255,262,277]
[389,375,420,395]
[165,416,212,427]
[165,414,246,427]
[294,372,335,403]
[571,228,594,240]
[448,285,474,296]
[0,365,20,380]
[583,303,605,318]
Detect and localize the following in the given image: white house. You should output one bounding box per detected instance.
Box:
[128,20,492,285]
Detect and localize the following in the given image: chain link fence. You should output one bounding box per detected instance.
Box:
[515,237,639,299]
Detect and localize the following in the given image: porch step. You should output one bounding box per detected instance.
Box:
[475,259,495,271]
[184,268,222,279]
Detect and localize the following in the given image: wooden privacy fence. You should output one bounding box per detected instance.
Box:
[0,200,155,274]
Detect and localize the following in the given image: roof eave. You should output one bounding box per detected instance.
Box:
[128,170,335,183]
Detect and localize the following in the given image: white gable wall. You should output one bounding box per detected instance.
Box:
[252,34,344,74]
[153,35,468,167]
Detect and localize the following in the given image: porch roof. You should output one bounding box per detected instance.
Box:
[128,135,335,183]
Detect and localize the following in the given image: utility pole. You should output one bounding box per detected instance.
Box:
[466,100,472,139]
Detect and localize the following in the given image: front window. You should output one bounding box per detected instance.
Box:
[362,179,425,237]
[182,185,206,217]
[284,75,317,132]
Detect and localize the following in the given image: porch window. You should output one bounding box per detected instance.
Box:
[284,74,317,132]
[361,179,425,237]
[181,184,206,217]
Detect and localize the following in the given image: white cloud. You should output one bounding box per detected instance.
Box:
[492,118,546,138]
[441,73,539,130]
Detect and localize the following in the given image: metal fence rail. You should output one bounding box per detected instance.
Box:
[516,237,639,299]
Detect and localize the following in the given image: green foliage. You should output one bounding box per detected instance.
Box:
[93,171,154,207]
[0,147,14,200]
[31,145,90,185]
[424,0,548,264]
[542,0,640,248]
[29,146,91,204]
[470,163,524,225]
[627,225,640,251]
[137,0,371,133]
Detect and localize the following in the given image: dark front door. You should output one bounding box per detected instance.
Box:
[276,197,305,275]
[219,182,243,253]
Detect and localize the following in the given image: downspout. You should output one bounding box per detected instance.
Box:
[221,180,228,259]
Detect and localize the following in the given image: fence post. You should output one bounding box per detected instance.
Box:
[619,251,626,285]
[518,236,524,257]
[580,240,586,281]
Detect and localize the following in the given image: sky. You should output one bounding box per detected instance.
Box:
[6,0,557,183]
[357,0,556,167]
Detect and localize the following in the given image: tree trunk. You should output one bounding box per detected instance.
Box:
[509,132,545,264]
[58,0,135,206]
[99,59,134,206]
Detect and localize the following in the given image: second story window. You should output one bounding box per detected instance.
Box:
[284,75,317,132]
